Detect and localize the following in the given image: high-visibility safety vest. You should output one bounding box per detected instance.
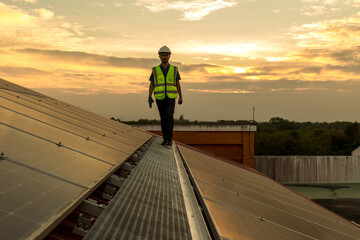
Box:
[152,65,178,100]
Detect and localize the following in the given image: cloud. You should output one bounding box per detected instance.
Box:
[300,0,360,16]
[291,66,323,74]
[300,46,360,63]
[301,5,328,16]
[190,42,265,55]
[0,65,51,77]
[91,3,105,7]
[11,0,38,3]
[0,2,87,49]
[279,14,360,78]
[188,88,254,94]
[293,18,360,49]
[180,63,220,73]
[0,2,33,27]
[17,48,161,69]
[183,78,360,94]
[32,8,54,19]
[16,47,348,84]
[331,46,360,62]
[328,63,360,73]
[135,0,238,21]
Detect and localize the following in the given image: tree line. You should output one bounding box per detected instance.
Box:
[255,117,360,156]
[111,116,360,156]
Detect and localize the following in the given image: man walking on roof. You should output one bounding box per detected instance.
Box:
[148,46,183,146]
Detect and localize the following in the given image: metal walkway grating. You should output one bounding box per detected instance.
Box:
[84,138,192,240]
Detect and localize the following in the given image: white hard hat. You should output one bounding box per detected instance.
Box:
[158,45,171,54]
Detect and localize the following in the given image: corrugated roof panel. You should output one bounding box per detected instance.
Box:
[177,144,360,240]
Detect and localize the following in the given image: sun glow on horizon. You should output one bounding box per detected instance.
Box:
[190,43,266,56]
[0,1,359,101]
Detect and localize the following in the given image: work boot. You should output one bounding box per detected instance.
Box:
[166,140,172,146]
[161,140,167,146]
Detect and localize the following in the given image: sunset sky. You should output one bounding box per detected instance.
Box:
[1,0,360,122]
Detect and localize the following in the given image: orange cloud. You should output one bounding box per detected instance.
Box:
[188,88,254,94]
[0,2,87,50]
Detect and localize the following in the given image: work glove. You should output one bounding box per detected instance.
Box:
[148,97,154,108]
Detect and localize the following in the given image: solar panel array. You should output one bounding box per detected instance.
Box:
[2,77,360,240]
[0,78,151,240]
[177,144,360,240]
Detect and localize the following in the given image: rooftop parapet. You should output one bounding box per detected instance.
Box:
[136,124,257,132]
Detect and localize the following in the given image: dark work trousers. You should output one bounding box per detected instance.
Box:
[156,97,176,142]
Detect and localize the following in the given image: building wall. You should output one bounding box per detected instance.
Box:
[255,156,360,183]
[137,125,256,167]
[150,130,255,167]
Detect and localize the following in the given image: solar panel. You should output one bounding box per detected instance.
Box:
[0,160,85,240]
[0,79,152,239]
[0,103,129,165]
[1,89,147,144]
[0,90,143,152]
[0,123,114,187]
[4,77,359,240]
[177,144,360,240]
[22,93,142,140]
[0,78,50,99]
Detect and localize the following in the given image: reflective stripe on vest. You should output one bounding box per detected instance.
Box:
[153,65,178,100]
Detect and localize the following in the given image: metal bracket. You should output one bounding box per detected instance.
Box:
[106,174,124,187]
[102,185,117,200]
[77,199,106,217]
[73,213,94,237]
[119,162,134,177]
[136,150,143,157]
[129,154,141,165]
[122,162,134,172]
